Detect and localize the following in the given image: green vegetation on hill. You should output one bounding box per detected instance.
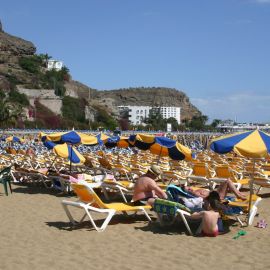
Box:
[4,74,23,88]
[23,100,89,130]
[18,54,69,96]
[0,89,26,128]
[62,96,86,123]
[18,55,43,74]
[92,105,118,130]
[8,90,29,106]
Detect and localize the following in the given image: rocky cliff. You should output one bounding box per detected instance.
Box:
[0,20,201,125]
[0,22,36,90]
[90,87,200,120]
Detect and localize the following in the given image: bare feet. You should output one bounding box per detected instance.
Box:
[237,193,247,200]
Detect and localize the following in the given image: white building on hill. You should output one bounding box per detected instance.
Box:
[118,105,181,125]
[47,60,63,71]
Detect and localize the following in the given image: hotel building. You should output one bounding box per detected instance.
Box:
[118,105,181,125]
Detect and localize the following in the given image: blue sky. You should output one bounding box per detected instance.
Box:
[1,0,270,123]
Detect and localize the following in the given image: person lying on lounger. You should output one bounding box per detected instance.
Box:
[184,179,247,201]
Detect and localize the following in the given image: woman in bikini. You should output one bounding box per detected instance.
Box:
[184,179,246,201]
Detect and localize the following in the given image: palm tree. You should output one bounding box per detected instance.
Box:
[39,53,52,67]
[211,119,222,128]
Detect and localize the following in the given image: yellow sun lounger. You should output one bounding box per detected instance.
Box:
[227,194,262,226]
[62,183,151,232]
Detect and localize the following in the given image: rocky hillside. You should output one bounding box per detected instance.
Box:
[0,20,201,127]
[0,25,36,90]
[91,87,200,120]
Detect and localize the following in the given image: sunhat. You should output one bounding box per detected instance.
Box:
[148,165,162,179]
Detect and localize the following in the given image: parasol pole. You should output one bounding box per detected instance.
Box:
[247,158,255,226]
[69,145,73,173]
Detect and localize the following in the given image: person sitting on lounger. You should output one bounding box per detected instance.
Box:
[184,179,247,201]
[132,165,167,206]
[190,191,223,237]
[26,147,35,157]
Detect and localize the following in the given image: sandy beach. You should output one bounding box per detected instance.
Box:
[0,183,269,270]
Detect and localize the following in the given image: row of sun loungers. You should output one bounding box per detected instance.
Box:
[1,146,270,234]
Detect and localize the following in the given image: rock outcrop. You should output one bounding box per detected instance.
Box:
[90,87,201,120]
[0,25,37,90]
[0,30,36,56]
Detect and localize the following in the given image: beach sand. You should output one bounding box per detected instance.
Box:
[1,184,270,270]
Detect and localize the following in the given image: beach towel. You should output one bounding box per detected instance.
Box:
[153,198,191,216]
[182,197,204,210]
[166,184,197,202]
[222,206,243,215]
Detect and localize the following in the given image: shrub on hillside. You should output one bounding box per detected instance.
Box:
[62,96,86,123]
[9,90,29,106]
[94,106,118,130]
[41,67,69,96]
[19,55,43,74]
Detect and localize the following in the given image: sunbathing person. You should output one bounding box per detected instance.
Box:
[132,165,167,206]
[184,179,247,201]
[190,191,223,237]
[26,147,35,157]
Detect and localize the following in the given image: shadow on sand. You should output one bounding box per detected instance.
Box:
[135,217,232,236]
[46,213,152,231]
[10,183,74,198]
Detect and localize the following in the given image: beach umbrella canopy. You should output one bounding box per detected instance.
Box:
[104,136,131,148]
[210,130,270,159]
[95,133,109,146]
[41,131,97,145]
[39,132,47,142]
[128,134,156,150]
[44,141,85,164]
[80,133,110,146]
[6,136,24,143]
[130,134,192,161]
[150,136,192,161]
[43,140,56,150]
[210,129,270,225]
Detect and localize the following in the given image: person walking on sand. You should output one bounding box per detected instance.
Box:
[132,165,167,206]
